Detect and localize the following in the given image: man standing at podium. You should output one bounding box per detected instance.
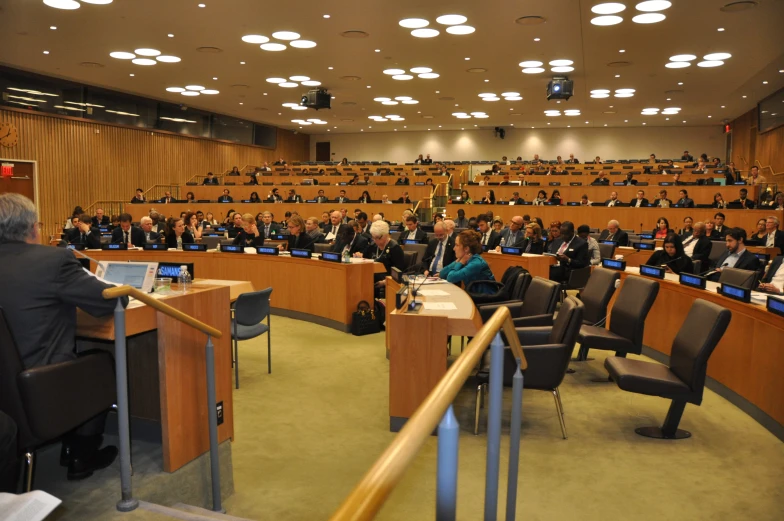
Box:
[0,193,127,481]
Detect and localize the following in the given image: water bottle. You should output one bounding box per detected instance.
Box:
[179,265,192,293]
[500,236,506,247]
[342,247,351,263]
[176,236,183,251]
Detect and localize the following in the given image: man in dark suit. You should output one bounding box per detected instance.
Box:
[623,173,638,186]
[629,190,649,208]
[315,189,329,203]
[159,191,175,204]
[653,190,673,208]
[477,215,501,250]
[395,174,410,185]
[681,151,694,162]
[203,172,219,185]
[591,172,609,185]
[400,215,428,244]
[734,188,755,209]
[565,154,579,164]
[759,255,784,294]
[90,208,110,227]
[676,189,695,208]
[397,192,412,204]
[139,216,162,244]
[287,189,302,203]
[598,220,629,246]
[605,191,621,207]
[681,222,712,267]
[111,213,146,247]
[422,154,433,165]
[548,221,590,283]
[218,189,233,203]
[259,211,279,239]
[761,215,784,251]
[356,212,372,237]
[330,222,369,255]
[499,216,527,247]
[0,193,125,480]
[305,217,326,243]
[709,228,760,281]
[335,190,350,203]
[130,188,146,204]
[714,212,730,236]
[422,222,456,276]
[67,214,102,249]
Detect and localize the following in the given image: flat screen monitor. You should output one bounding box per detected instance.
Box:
[95,261,158,293]
[767,296,784,317]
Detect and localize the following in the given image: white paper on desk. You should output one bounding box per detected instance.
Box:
[422,302,457,310]
[417,289,450,296]
[0,491,62,521]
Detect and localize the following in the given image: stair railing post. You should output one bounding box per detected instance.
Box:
[505,361,524,521]
[205,335,224,513]
[114,299,138,512]
[436,405,459,521]
[483,332,505,521]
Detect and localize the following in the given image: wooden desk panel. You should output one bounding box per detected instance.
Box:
[219,173,451,185]
[483,252,557,281]
[184,185,432,202]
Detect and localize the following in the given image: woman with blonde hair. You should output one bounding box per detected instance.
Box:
[279,214,314,252]
[233,213,264,247]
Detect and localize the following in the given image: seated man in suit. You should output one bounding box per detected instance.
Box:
[476,214,501,250]
[356,212,371,237]
[714,212,730,236]
[0,193,126,480]
[203,172,219,185]
[130,188,146,204]
[676,189,695,208]
[258,211,279,239]
[591,172,610,185]
[335,190,350,203]
[139,216,161,244]
[681,151,694,162]
[671,172,684,185]
[605,191,621,207]
[111,213,146,247]
[623,172,638,186]
[565,153,579,164]
[422,222,456,277]
[629,190,649,208]
[67,214,102,249]
[681,222,712,266]
[400,214,429,244]
[758,255,784,294]
[159,191,175,204]
[397,191,412,204]
[323,211,343,242]
[91,208,110,227]
[315,189,329,203]
[508,192,525,206]
[761,215,784,251]
[708,228,760,281]
[287,189,302,203]
[498,216,527,248]
[330,221,370,255]
[218,189,233,203]
[396,173,410,185]
[149,211,165,234]
[598,219,629,246]
[653,190,672,208]
[734,188,755,209]
[548,221,590,283]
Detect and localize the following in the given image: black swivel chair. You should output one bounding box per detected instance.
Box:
[576,276,659,365]
[605,299,731,439]
[480,277,561,328]
[466,266,527,306]
[0,308,116,491]
[402,250,418,270]
[598,242,616,259]
[231,288,273,389]
[474,296,584,437]
[718,267,758,289]
[474,272,532,318]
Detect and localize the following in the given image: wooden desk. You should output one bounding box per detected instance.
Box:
[483,251,557,281]
[183,185,433,203]
[77,284,233,473]
[614,269,784,428]
[80,249,375,331]
[387,278,482,431]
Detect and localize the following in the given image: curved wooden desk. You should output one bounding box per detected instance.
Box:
[81,249,375,331]
[483,251,557,281]
[616,269,784,431]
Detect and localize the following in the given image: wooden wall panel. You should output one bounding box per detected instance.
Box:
[0,107,309,229]
[730,108,784,177]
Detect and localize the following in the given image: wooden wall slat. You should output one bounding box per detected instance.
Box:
[731,108,784,176]
[0,108,309,227]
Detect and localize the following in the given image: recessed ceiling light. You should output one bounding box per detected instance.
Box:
[482,97,500,101]
[50,26,57,30]
[399,18,429,28]
[551,66,575,73]
[242,35,269,44]
[156,55,181,63]
[410,67,432,74]
[201,89,219,94]
[181,91,200,96]
[742,95,747,98]
[591,93,610,98]
[282,103,298,107]
[323,14,330,18]
[279,82,298,87]
[288,40,317,49]
[129,73,134,77]
[198,3,205,7]
[717,27,725,31]
[721,105,725,108]
[291,106,307,110]
[591,15,623,26]
[266,78,286,83]
[43,50,50,54]
[290,75,310,81]
[168,33,174,37]
[240,61,246,64]
[383,68,405,75]
[131,58,157,65]
[465,57,470,60]
[185,85,205,91]
[697,60,724,67]
[382,101,398,105]
[704,52,731,61]
[633,13,666,23]
[635,1,672,11]
[666,62,690,68]
[501,92,520,97]
[373,97,391,102]
[110,51,136,59]
[302,80,321,86]
[273,31,300,40]
[763,80,768,84]
[261,43,286,51]
[367,85,372,88]
[392,74,414,80]
[522,67,545,74]
[411,28,439,38]
[436,14,468,25]
[591,3,626,14]
[519,60,543,67]
[395,96,412,101]
[549,59,574,66]
[615,88,635,94]
[418,73,440,79]
[134,48,161,57]
[615,74,620,78]
[619,49,625,53]
[533,37,540,42]
[166,87,185,92]
[670,54,697,62]
[678,82,683,85]
[446,25,475,35]
[43,0,80,9]
[374,49,381,52]
[402,100,419,104]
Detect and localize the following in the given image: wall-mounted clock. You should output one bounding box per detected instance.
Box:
[0,122,18,148]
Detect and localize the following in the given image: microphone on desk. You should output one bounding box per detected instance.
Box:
[661,256,686,266]
[701,262,728,278]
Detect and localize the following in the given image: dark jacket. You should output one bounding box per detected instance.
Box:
[683,235,713,265]
[285,233,315,253]
[733,198,755,209]
[598,229,629,247]
[66,226,102,249]
[653,198,673,208]
[499,229,527,248]
[522,238,545,254]
[0,242,125,368]
[399,227,429,244]
[331,233,369,256]
[395,177,410,185]
[203,177,219,185]
[91,215,110,227]
[165,230,195,249]
[761,256,784,284]
[111,226,146,247]
[646,250,694,275]
[550,235,590,269]
[363,239,406,274]
[397,195,412,204]
[713,248,760,272]
[629,197,649,207]
[422,237,457,272]
[143,230,162,244]
[479,230,501,250]
[218,195,234,203]
[232,230,264,247]
[676,197,695,208]
[591,178,610,186]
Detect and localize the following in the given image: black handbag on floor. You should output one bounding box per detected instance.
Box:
[351,300,381,336]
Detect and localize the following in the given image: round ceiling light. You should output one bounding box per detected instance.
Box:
[501,92,520,97]
[410,67,432,74]
[290,75,310,81]
[591,93,610,98]
[290,40,317,48]
[478,93,496,97]
[392,74,414,80]
[131,58,156,65]
[399,18,429,28]
[134,48,161,57]
[411,28,439,38]
[282,103,298,107]
[452,112,468,116]
[291,106,308,111]
[201,89,219,95]
[670,54,697,61]
[156,55,181,63]
[436,14,468,25]
[44,0,80,10]
[704,52,732,61]
[383,68,405,75]
[272,31,300,40]
[482,97,500,101]
[635,1,672,11]
[615,88,635,93]
[301,80,321,86]
[698,60,724,67]
[181,91,200,97]
[519,60,543,67]
[504,96,523,101]
[401,100,419,104]
[395,96,412,101]
[591,3,626,14]
[266,77,286,83]
[185,85,205,91]
[474,114,489,118]
[591,15,623,25]
[632,13,666,23]
[261,43,286,51]
[522,67,545,74]
[446,25,475,35]
[470,112,486,116]
[549,59,574,66]
[242,35,269,44]
[665,61,690,68]
[373,97,391,102]
[382,101,399,105]
[614,92,634,97]
[551,66,575,73]
[80,0,113,4]
[166,87,185,93]
[110,51,135,59]
[591,89,610,94]
[279,82,299,87]
[418,73,440,79]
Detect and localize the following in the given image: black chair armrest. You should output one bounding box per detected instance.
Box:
[465,280,504,293]
[18,352,116,441]
[512,314,554,328]
[479,301,524,322]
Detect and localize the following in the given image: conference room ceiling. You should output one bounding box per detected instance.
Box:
[1,0,783,135]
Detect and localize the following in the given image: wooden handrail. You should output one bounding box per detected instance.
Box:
[327,307,525,521]
[754,160,782,178]
[103,285,222,338]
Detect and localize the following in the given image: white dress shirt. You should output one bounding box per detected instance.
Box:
[682,235,698,257]
[770,263,784,291]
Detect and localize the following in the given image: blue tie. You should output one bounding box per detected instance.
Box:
[430,241,443,273]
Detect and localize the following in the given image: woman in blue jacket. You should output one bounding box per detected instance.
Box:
[440,230,495,291]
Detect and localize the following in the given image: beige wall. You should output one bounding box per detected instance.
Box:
[310,126,726,164]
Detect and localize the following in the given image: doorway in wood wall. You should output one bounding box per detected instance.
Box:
[316,141,330,162]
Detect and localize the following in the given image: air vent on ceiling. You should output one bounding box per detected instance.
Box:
[439,96,455,101]
[79,62,104,68]
[253,107,268,111]
[196,47,223,53]
[466,68,488,73]
[607,61,632,67]
[515,16,547,25]
[720,1,757,12]
[340,31,370,38]
[339,76,362,81]
[510,113,522,116]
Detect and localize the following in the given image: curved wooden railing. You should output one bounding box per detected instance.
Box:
[755,160,782,179]
[327,307,525,521]
[102,285,222,338]
[185,163,258,184]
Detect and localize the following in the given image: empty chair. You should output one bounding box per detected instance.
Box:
[579,267,620,327]
[560,266,592,301]
[709,241,727,263]
[401,243,428,265]
[598,242,616,259]
[402,250,418,270]
[200,236,222,250]
[576,276,659,363]
[314,243,332,254]
[231,288,273,389]
[466,266,527,306]
[605,299,731,439]
[474,296,585,437]
[480,277,560,328]
[473,272,532,316]
[718,267,758,289]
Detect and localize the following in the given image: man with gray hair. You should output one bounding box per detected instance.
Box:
[443,219,456,240]
[598,219,629,246]
[140,216,161,243]
[0,193,125,480]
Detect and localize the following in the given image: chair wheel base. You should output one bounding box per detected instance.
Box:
[565,367,576,374]
[634,426,691,439]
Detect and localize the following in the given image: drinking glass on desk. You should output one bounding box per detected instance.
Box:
[154,278,171,294]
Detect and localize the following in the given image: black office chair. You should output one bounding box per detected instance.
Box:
[475,271,532,318]
[480,277,561,328]
[598,242,616,259]
[576,276,659,365]
[0,308,116,491]
[579,268,620,327]
[560,266,592,301]
[605,299,731,439]
[718,267,758,289]
[231,288,273,389]
[474,296,584,437]
[402,250,418,270]
[466,266,528,306]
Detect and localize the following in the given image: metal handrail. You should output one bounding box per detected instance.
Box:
[328,307,526,521]
[754,160,782,178]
